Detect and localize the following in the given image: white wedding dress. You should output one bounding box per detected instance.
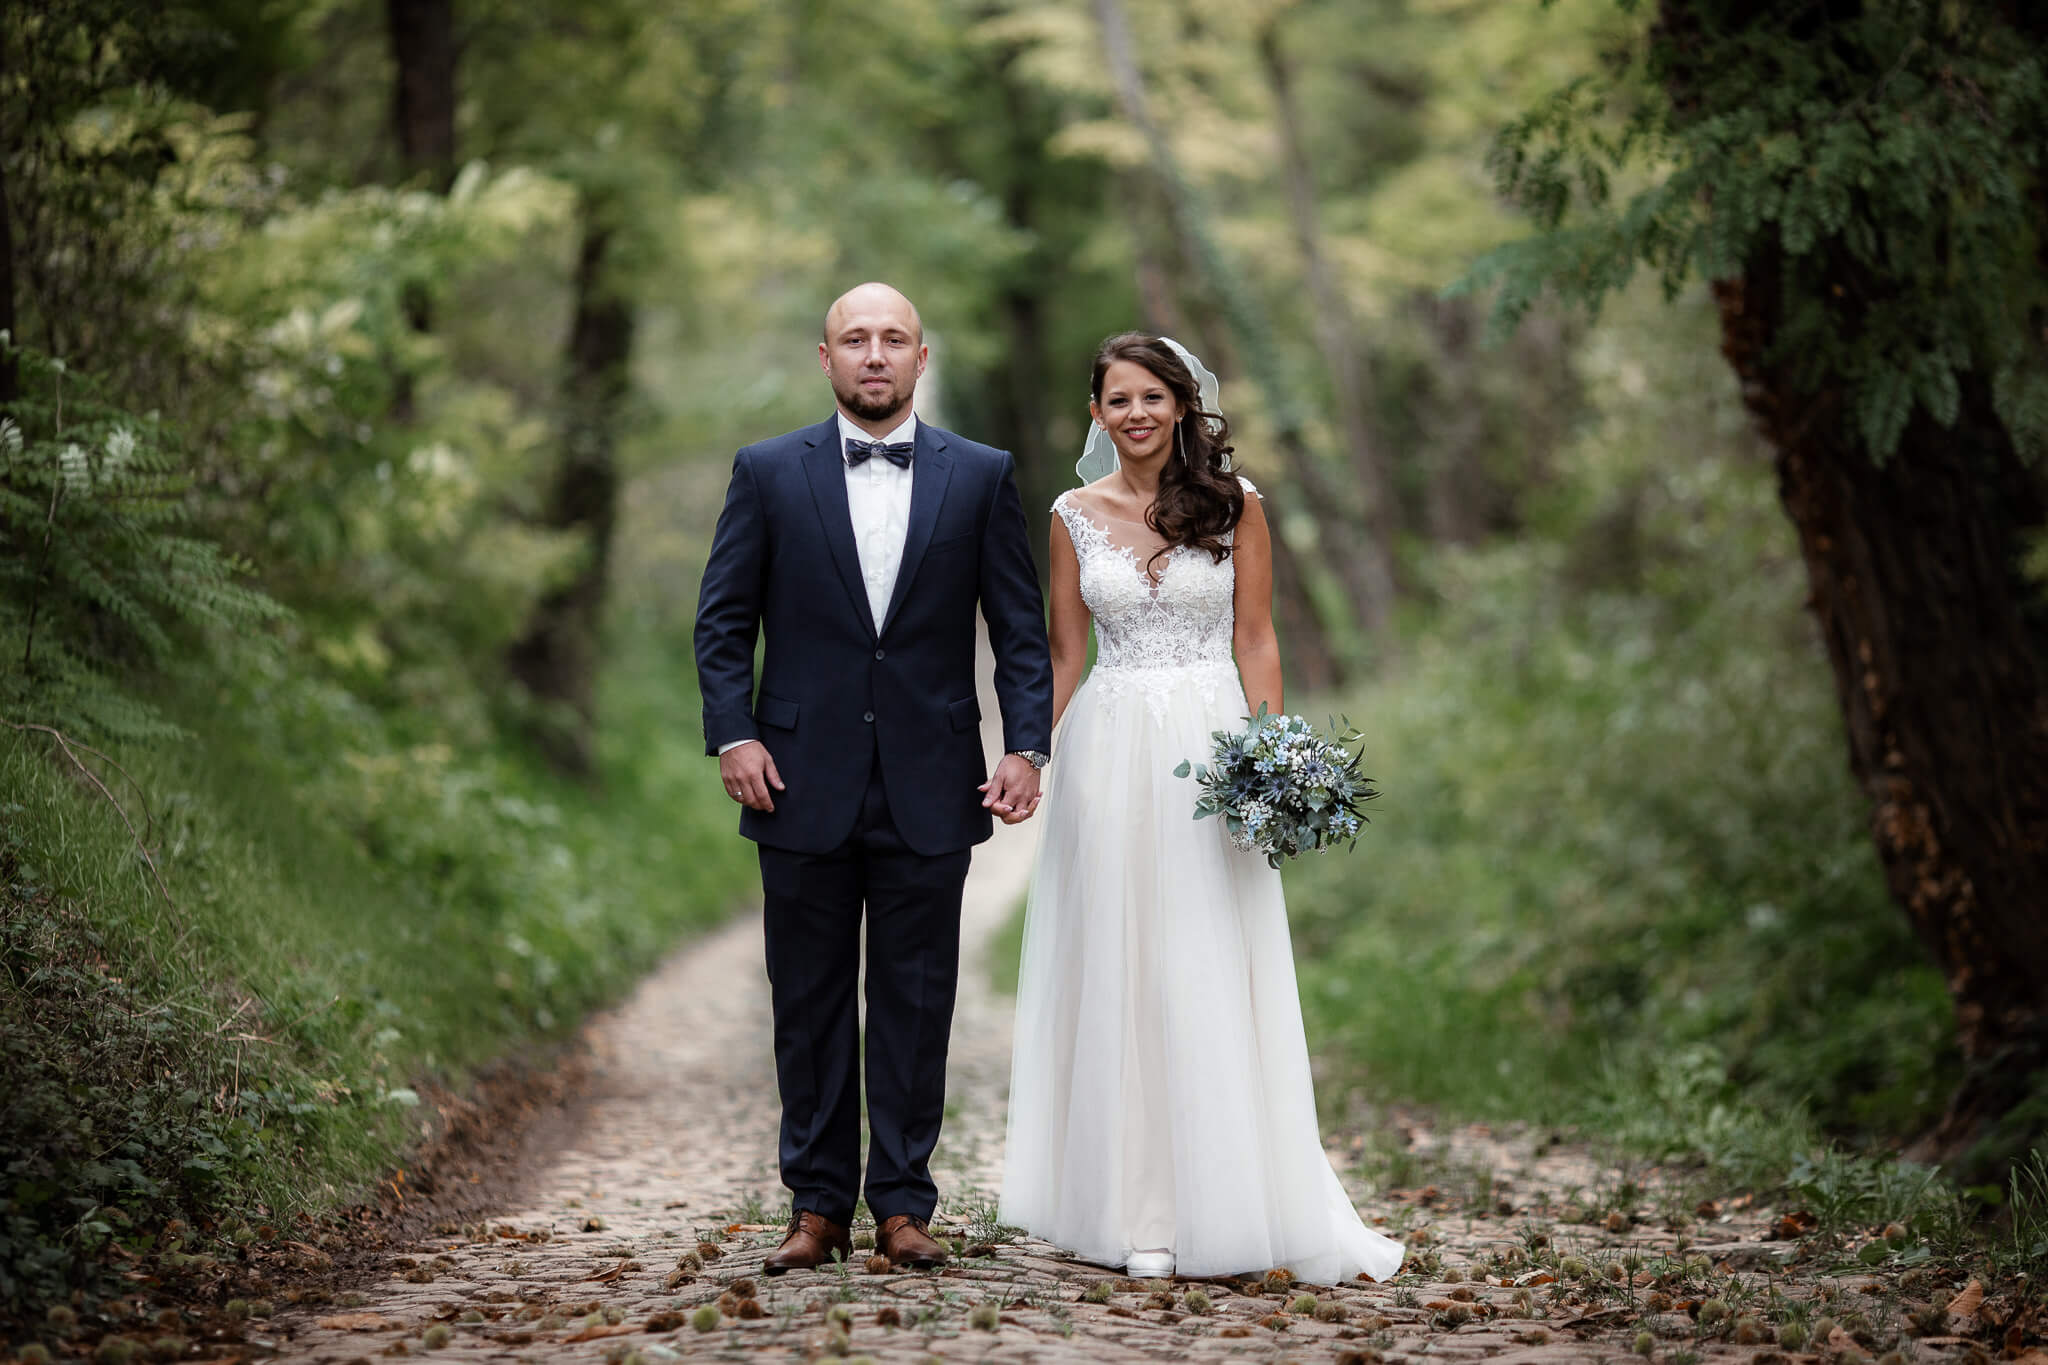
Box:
[999,483,1404,1285]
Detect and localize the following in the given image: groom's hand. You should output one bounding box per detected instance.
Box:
[719,740,785,812]
[979,753,1041,825]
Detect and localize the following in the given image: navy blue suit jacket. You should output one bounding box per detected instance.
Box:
[693,416,1054,856]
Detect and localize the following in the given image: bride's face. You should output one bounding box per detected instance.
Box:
[1090,360,1185,469]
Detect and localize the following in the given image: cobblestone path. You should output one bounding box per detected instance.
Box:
[260,662,1996,1365]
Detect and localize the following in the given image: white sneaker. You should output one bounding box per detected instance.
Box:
[1125,1249,1175,1279]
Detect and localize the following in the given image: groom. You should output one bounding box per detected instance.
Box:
[693,283,1054,1273]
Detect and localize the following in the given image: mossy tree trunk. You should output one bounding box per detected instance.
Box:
[1677,0,2048,1166]
[505,205,632,778]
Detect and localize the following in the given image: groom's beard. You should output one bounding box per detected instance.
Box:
[835,374,913,424]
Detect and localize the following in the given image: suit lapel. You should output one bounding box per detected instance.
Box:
[880,423,953,637]
[799,417,879,640]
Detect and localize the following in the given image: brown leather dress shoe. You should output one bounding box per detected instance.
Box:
[878,1213,949,1269]
[762,1210,851,1275]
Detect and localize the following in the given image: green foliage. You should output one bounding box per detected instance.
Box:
[0,627,752,1323]
[1287,286,1952,1155]
[0,871,269,1317]
[1461,1,2048,461]
[0,347,283,741]
[0,13,758,1322]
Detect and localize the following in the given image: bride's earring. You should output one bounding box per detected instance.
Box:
[1175,421,1187,464]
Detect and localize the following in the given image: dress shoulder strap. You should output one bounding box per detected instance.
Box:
[1051,490,1110,554]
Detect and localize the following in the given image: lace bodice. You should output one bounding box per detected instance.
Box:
[1053,482,1256,718]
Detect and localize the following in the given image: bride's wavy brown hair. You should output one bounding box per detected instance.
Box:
[1089,332,1244,566]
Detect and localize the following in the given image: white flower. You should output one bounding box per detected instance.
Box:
[0,417,22,455]
[59,441,90,494]
[103,427,136,479]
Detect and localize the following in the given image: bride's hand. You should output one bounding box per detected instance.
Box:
[980,754,1042,823]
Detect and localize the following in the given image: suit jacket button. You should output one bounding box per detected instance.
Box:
[874,648,886,660]
[863,710,875,723]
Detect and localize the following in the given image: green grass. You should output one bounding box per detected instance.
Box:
[985,893,1027,996]
[0,633,754,1319]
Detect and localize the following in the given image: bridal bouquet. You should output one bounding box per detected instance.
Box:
[1174,707,1378,868]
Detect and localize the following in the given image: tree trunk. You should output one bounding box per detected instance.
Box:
[385,0,458,191]
[383,0,456,425]
[1256,14,1403,596]
[1265,502,1340,693]
[998,280,1056,563]
[1165,288,1348,690]
[1418,295,1491,545]
[991,59,1059,566]
[505,209,632,778]
[1713,253,2048,1173]
[0,96,16,408]
[1091,0,1393,644]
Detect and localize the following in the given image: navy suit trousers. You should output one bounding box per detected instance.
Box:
[756,747,970,1228]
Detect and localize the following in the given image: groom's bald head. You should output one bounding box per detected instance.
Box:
[823,282,923,346]
[820,282,927,427]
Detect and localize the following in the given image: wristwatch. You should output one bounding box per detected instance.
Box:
[1011,749,1050,770]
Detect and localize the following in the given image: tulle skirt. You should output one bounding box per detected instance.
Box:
[1000,660,1404,1284]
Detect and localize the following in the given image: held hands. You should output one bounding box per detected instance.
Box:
[723,742,1036,823]
[719,740,784,811]
[980,753,1043,825]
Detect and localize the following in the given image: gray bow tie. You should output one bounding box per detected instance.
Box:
[845,438,913,469]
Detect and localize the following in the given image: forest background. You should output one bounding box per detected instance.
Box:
[4,0,2045,1332]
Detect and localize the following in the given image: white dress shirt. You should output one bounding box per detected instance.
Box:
[719,410,917,757]
[838,409,918,631]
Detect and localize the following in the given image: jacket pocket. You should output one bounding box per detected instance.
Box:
[755,693,799,731]
[926,531,975,555]
[947,695,981,733]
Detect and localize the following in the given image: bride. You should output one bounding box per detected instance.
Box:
[999,332,1404,1285]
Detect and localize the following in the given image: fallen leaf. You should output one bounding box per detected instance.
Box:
[583,1261,630,1283]
[1946,1279,1984,1322]
[316,1314,393,1331]
[1515,1271,1557,1287]
[562,1324,639,1343]
[1827,1325,1857,1352]
[1773,1209,1819,1240]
